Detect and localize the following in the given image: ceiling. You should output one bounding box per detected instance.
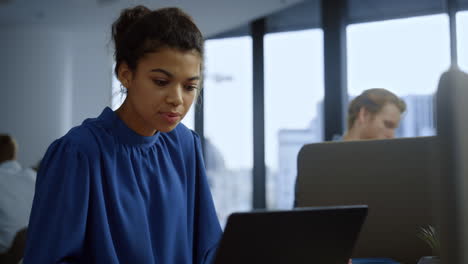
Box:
[0,0,304,37]
[212,0,468,38]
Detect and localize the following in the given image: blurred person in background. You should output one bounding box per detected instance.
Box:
[343,88,406,141]
[0,134,35,263]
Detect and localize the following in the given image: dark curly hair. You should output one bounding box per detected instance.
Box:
[112,5,204,77]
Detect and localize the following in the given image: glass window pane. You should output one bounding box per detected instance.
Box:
[347,14,450,137]
[265,29,324,209]
[204,37,253,226]
[457,11,468,72]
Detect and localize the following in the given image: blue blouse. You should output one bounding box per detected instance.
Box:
[23,107,222,264]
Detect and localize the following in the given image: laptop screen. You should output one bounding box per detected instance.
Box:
[214,205,368,264]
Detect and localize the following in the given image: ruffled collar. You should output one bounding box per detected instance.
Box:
[97,107,160,147]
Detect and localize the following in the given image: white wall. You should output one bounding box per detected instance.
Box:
[0,25,113,167]
[0,26,72,167]
[68,27,113,127]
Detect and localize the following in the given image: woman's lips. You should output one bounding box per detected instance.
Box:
[160,112,181,124]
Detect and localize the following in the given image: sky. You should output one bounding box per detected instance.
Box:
[347,14,451,96]
[204,37,253,169]
[112,11,468,172]
[458,12,468,72]
[264,29,324,171]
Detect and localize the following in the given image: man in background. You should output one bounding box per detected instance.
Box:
[0,134,35,257]
[343,88,406,141]
[333,89,405,264]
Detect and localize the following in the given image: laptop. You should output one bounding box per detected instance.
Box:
[213,205,368,264]
[295,136,438,264]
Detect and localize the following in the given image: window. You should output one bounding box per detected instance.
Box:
[458,11,468,72]
[347,14,451,137]
[264,29,324,209]
[204,37,253,226]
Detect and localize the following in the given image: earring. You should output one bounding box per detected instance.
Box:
[119,83,126,93]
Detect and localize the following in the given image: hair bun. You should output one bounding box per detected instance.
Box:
[112,5,151,51]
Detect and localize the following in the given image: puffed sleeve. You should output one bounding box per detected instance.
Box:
[192,133,223,264]
[23,139,90,264]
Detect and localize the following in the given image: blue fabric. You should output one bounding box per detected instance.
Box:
[23,107,222,264]
[352,258,400,264]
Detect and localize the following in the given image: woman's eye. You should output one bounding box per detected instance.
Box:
[186,85,198,91]
[153,79,168,86]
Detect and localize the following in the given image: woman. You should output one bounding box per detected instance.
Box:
[23,5,222,264]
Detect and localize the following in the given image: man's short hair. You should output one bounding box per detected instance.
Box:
[347,88,406,129]
[0,134,17,163]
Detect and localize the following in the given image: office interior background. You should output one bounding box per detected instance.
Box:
[1,0,467,226]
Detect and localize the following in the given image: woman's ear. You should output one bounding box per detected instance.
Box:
[117,62,133,89]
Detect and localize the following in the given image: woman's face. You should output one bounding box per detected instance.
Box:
[118,47,201,136]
